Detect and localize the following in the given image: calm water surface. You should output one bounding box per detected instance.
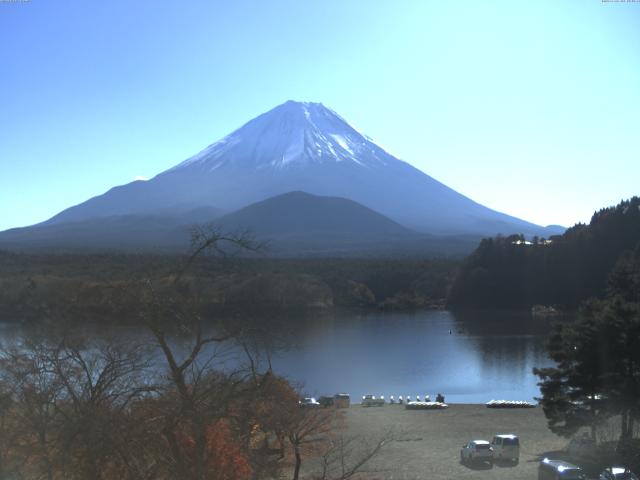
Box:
[266,309,556,403]
[0,309,557,404]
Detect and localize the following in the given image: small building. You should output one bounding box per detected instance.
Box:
[334,393,350,408]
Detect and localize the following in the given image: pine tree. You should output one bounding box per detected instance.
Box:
[534,247,640,444]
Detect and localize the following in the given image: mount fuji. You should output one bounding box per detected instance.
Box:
[1,101,562,253]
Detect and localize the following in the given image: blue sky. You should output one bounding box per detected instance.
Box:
[1,0,639,231]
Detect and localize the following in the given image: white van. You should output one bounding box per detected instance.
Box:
[491,434,520,463]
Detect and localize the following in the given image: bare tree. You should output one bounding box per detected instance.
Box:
[313,433,395,480]
[136,226,265,480]
[283,407,335,480]
[0,340,64,480]
[0,385,14,479]
[0,331,156,480]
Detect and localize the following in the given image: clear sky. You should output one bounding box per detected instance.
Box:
[1,0,639,231]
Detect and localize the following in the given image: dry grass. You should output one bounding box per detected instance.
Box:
[332,404,569,480]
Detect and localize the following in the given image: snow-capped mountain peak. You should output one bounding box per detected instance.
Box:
[36,100,557,240]
[169,101,396,173]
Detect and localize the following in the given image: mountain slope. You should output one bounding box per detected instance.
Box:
[0,206,222,252]
[40,101,558,237]
[218,191,412,238]
[211,191,479,256]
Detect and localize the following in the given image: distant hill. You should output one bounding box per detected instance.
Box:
[215,191,466,255]
[219,191,410,237]
[448,197,640,309]
[0,191,479,256]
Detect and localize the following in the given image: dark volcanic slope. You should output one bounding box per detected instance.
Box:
[218,191,412,238]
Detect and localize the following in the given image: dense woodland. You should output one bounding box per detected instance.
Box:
[0,250,457,323]
[448,197,640,310]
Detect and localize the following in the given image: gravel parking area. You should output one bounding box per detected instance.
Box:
[338,404,569,480]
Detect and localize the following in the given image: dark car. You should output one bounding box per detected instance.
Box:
[538,458,586,480]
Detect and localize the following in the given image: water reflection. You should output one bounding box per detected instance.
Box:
[265,310,557,403]
[0,309,558,403]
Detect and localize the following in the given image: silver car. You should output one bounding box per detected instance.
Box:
[460,440,493,464]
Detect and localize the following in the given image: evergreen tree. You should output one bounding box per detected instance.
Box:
[534,247,640,444]
[449,197,640,309]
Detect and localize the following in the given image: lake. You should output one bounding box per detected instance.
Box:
[0,309,558,404]
[264,309,556,404]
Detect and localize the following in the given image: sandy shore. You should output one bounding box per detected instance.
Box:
[333,403,569,480]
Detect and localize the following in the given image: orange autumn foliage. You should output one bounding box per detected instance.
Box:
[176,419,252,480]
[205,420,253,480]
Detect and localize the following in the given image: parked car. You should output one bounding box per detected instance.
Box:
[599,466,639,480]
[567,434,597,458]
[299,397,320,407]
[460,440,493,464]
[491,434,520,463]
[538,458,586,480]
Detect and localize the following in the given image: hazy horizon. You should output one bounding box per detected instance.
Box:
[1,0,639,231]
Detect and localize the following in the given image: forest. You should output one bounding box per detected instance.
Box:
[448,197,640,310]
[0,248,457,324]
[534,243,640,471]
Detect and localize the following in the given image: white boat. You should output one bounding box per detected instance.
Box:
[486,399,536,408]
[405,401,448,410]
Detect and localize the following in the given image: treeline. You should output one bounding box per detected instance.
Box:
[448,197,640,309]
[0,252,458,323]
